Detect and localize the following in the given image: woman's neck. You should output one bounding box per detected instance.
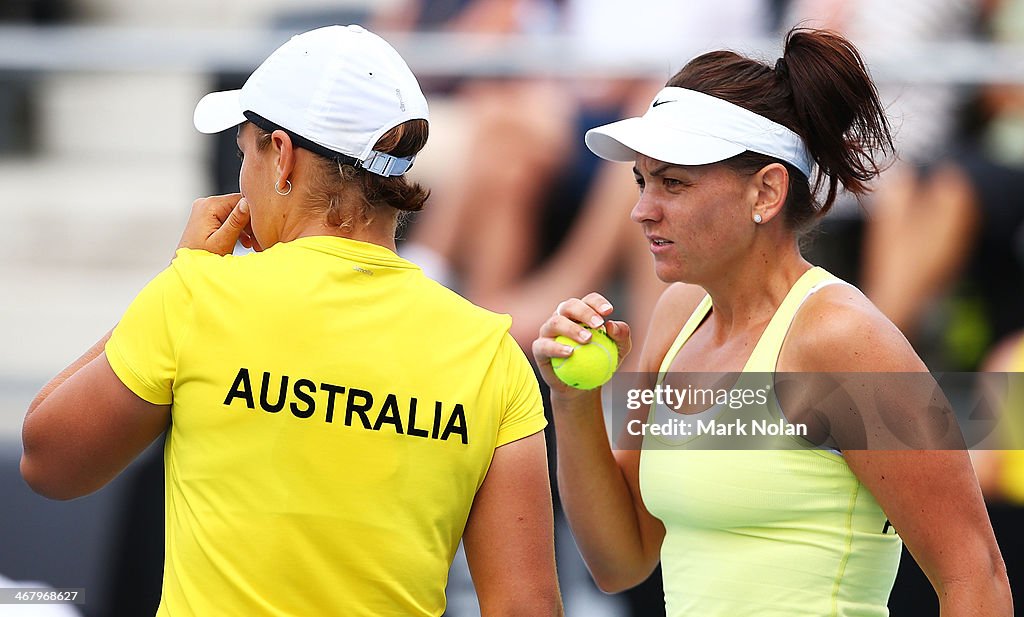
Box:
[294,222,398,252]
[280,210,399,253]
[697,238,811,341]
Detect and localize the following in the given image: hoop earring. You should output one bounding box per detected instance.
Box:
[753,213,763,224]
[275,180,292,196]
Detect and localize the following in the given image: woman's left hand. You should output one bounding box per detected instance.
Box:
[177,193,259,256]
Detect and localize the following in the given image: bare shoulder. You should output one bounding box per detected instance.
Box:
[780,282,927,373]
[637,282,708,373]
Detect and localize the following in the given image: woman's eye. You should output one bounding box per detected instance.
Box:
[235,148,244,162]
[634,176,645,191]
[663,178,683,189]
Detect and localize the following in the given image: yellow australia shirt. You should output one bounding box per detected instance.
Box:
[105,236,546,617]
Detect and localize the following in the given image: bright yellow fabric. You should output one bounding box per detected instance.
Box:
[999,338,1024,503]
[106,236,546,617]
[640,267,902,617]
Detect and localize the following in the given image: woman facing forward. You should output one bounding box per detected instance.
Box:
[533,28,1012,616]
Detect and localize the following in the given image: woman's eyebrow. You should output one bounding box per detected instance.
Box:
[635,162,678,177]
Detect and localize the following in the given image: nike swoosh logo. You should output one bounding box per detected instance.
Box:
[652,99,672,107]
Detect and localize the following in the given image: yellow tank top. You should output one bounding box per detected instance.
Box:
[639,267,903,617]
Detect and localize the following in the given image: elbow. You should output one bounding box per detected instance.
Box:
[934,545,1013,614]
[20,455,81,501]
[21,412,79,500]
[20,432,98,501]
[590,564,655,595]
[983,547,1013,607]
[20,420,63,499]
[593,575,638,595]
[578,544,659,594]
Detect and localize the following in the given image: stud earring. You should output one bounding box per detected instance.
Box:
[753,213,763,224]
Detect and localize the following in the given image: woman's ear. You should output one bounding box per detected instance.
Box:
[271,129,296,186]
[750,162,789,224]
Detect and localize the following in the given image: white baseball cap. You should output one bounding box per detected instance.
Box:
[585,87,813,177]
[193,25,429,177]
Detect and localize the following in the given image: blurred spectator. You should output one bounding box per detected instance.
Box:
[782,0,1024,370]
[857,0,1024,369]
[976,330,1024,500]
[394,0,770,358]
[784,0,978,164]
[974,330,1024,611]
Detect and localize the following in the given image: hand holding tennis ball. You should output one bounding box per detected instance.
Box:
[533,293,631,393]
[552,327,619,390]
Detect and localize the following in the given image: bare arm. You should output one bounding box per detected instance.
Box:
[462,432,562,616]
[21,347,170,500]
[549,389,663,593]
[531,285,701,592]
[23,193,250,500]
[846,450,1010,616]
[784,287,1012,616]
[25,330,112,419]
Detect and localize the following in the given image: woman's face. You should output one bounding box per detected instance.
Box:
[630,154,755,284]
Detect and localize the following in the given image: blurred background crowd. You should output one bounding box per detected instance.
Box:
[1,0,1022,615]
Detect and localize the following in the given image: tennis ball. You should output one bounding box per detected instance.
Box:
[552,327,619,390]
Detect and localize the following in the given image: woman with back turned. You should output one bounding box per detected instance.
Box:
[21,25,561,616]
[533,28,1012,616]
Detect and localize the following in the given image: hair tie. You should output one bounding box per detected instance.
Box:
[774,57,789,79]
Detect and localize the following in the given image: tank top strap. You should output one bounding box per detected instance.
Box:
[742,266,845,373]
[655,268,850,377]
[656,293,713,376]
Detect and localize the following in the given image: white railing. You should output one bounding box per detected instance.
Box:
[1,25,1024,84]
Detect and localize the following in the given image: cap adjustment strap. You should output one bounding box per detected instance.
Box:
[360,151,415,177]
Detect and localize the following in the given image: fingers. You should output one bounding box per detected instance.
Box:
[581,292,615,316]
[178,193,251,256]
[604,319,629,342]
[224,197,249,231]
[192,193,242,220]
[604,320,633,361]
[531,335,574,366]
[207,197,250,252]
[533,294,632,370]
[539,312,592,346]
[553,293,615,330]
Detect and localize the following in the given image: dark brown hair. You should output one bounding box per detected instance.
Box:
[668,27,893,229]
[255,119,430,228]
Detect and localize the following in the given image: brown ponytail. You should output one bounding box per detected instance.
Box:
[667,27,893,229]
